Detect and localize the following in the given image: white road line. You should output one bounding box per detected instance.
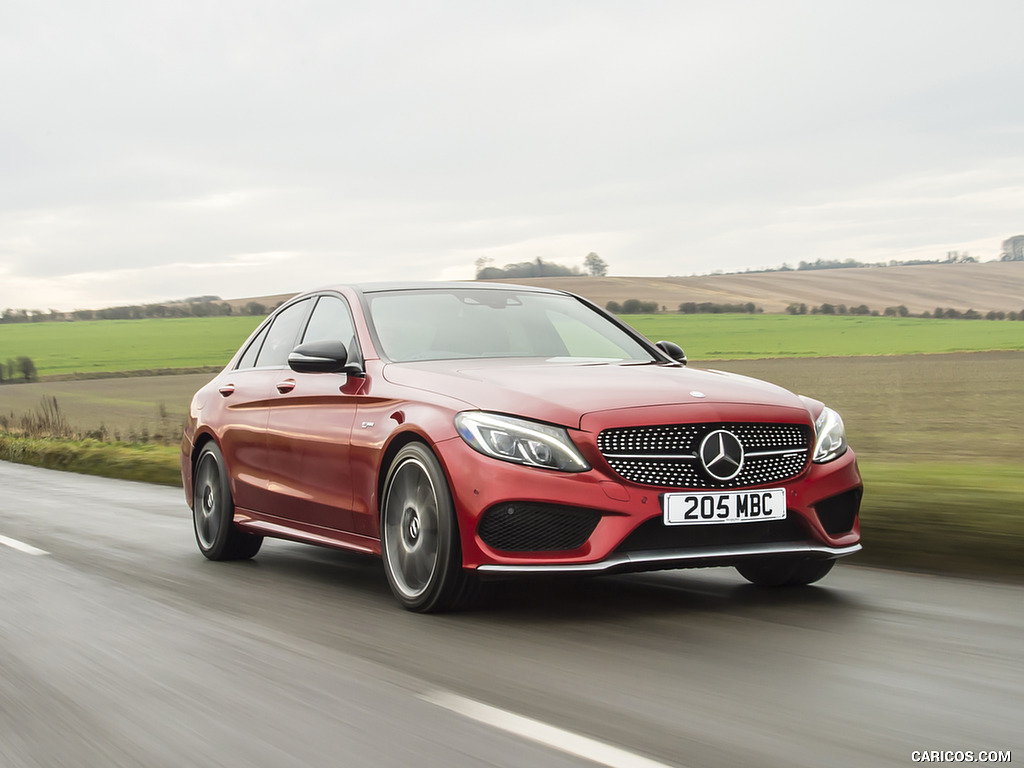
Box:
[421,690,679,768]
[0,534,49,556]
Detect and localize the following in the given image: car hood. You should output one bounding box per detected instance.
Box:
[382,358,810,429]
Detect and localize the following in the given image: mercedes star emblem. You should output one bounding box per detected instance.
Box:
[699,430,744,481]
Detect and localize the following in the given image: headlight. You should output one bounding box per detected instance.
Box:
[454,412,590,472]
[813,406,847,463]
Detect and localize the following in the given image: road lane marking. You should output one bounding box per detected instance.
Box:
[0,534,49,556]
[421,690,679,768]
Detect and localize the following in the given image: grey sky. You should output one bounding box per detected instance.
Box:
[2,0,1022,310]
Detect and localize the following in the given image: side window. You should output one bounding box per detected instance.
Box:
[254,299,311,368]
[235,323,270,370]
[302,295,357,353]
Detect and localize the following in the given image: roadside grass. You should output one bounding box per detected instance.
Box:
[857,462,1024,579]
[0,435,180,486]
[3,314,1024,378]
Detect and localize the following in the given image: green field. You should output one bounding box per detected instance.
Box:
[0,316,263,377]
[627,314,1024,359]
[2,313,1023,378]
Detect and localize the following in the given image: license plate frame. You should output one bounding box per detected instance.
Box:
[662,489,787,526]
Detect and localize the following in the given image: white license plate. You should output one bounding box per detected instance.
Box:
[663,489,787,525]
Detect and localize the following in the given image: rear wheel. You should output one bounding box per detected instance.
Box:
[381,443,480,612]
[736,557,834,587]
[192,442,263,561]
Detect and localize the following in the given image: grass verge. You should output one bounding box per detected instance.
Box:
[1,437,1021,581]
[856,461,1024,580]
[0,435,180,486]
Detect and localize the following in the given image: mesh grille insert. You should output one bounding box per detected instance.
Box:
[477,503,600,552]
[597,422,811,489]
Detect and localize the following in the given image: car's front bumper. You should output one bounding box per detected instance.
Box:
[433,435,862,573]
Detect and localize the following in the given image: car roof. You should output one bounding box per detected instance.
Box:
[354,281,565,294]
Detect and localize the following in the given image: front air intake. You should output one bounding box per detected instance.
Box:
[477,503,600,552]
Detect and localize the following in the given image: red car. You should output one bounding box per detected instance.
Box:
[182,283,862,612]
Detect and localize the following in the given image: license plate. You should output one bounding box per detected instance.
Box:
[663,489,787,525]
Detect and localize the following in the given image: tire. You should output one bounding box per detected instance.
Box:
[192,442,263,561]
[735,557,835,587]
[380,443,480,612]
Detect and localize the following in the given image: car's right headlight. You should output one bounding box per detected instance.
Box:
[813,406,848,463]
[454,412,590,472]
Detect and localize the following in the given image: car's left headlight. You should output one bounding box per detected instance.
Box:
[813,406,848,463]
[454,412,590,472]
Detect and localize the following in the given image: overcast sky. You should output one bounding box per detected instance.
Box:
[2,0,1022,311]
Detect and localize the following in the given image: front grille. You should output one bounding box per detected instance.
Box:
[597,423,811,489]
[814,488,862,534]
[615,515,807,553]
[477,503,600,552]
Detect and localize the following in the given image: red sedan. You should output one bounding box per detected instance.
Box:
[182,283,862,612]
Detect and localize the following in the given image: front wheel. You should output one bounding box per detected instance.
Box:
[381,443,479,612]
[192,442,263,561]
[735,557,835,587]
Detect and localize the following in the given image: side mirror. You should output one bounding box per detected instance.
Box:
[655,340,687,365]
[288,340,357,374]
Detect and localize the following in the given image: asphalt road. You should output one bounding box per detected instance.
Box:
[0,462,1019,768]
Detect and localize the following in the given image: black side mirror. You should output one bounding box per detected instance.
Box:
[288,340,359,374]
[655,340,687,365]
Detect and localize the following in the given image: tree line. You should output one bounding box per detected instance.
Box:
[786,302,1024,320]
[475,253,609,279]
[1,299,273,324]
[607,300,762,314]
[0,357,37,383]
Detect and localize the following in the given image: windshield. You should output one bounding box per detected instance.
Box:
[366,288,656,363]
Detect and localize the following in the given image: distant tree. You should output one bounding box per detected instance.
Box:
[606,301,622,313]
[620,299,658,314]
[584,252,608,277]
[850,304,871,316]
[819,303,836,315]
[16,356,36,382]
[244,302,266,316]
[474,256,494,278]
[963,309,982,319]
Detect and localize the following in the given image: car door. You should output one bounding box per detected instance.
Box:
[264,293,361,532]
[219,298,312,514]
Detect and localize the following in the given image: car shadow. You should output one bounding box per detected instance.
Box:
[240,542,864,626]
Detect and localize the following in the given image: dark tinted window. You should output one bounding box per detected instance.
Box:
[254,299,311,368]
[302,296,357,352]
[235,323,270,370]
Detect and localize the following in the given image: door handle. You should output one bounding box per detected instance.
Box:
[276,379,296,394]
[218,384,235,397]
